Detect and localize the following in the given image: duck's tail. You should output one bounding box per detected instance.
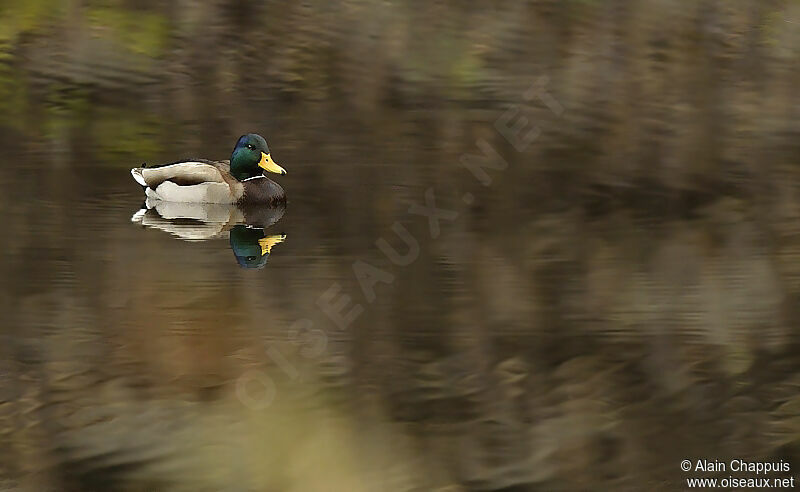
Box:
[131,167,148,187]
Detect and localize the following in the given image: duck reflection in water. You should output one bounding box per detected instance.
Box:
[131,199,286,268]
[229,225,285,268]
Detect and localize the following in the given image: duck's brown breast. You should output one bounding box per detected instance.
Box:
[240,177,286,205]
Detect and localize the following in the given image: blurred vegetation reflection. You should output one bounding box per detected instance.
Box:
[1,0,800,491]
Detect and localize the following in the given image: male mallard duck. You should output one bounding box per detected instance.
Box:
[131,133,286,205]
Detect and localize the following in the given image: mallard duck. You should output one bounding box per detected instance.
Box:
[130,133,287,205]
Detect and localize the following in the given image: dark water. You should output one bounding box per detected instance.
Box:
[6,110,800,492]
[3,1,800,491]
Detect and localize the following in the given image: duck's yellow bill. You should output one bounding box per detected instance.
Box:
[258,234,286,256]
[258,152,286,175]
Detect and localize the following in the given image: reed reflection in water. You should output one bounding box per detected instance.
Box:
[6,172,800,490]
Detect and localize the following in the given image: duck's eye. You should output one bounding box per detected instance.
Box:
[246,144,255,150]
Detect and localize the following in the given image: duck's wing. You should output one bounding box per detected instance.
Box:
[131,160,239,204]
[131,160,231,188]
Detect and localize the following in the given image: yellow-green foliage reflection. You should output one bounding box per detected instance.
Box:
[86,7,168,58]
[0,0,63,44]
[89,107,164,161]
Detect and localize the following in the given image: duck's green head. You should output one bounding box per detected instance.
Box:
[230,133,286,181]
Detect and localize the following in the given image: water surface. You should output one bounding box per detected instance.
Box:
[3,2,800,491]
